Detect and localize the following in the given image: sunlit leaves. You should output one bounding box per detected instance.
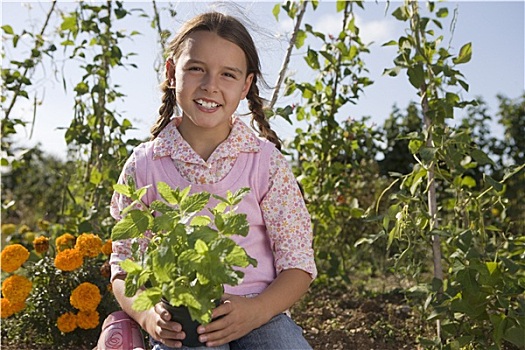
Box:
[112,182,256,325]
[453,43,473,65]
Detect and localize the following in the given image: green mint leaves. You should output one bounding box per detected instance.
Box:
[111,180,257,325]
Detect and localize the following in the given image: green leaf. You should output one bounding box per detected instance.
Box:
[111,210,153,240]
[436,8,448,18]
[382,40,398,47]
[295,29,306,49]
[113,183,133,197]
[157,182,181,204]
[486,261,499,275]
[408,139,423,154]
[2,25,14,35]
[60,15,77,31]
[453,43,472,64]
[222,213,249,237]
[89,167,102,185]
[225,245,252,268]
[133,288,162,311]
[420,147,437,162]
[336,0,346,12]
[504,326,525,348]
[392,6,409,21]
[181,192,210,215]
[272,4,280,21]
[120,259,142,274]
[195,239,208,254]
[190,216,212,226]
[230,188,250,204]
[407,64,425,89]
[74,82,89,95]
[471,148,494,166]
[460,176,476,188]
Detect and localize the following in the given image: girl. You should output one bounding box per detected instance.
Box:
[108,11,316,350]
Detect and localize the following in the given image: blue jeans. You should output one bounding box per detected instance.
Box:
[151,313,311,350]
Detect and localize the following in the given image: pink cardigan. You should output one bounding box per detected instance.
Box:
[133,138,277,296]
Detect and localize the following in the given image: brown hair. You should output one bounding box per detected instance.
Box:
[150,12,281,150]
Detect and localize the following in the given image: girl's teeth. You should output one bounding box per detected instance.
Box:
[197,100,219,109]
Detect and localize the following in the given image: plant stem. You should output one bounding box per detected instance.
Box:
[269,1,307,110]
[5,0,57,120]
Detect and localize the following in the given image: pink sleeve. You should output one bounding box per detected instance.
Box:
[260,149,317,279]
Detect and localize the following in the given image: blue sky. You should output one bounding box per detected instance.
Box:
[3,1,524,159]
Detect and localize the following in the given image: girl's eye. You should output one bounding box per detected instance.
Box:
[223,72,237,79]
[188,66,203,72]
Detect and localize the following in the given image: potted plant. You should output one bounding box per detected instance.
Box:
[110,179,257,347]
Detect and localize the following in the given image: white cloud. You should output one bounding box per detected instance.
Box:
[355,14,397,45]
[308,12,397,46]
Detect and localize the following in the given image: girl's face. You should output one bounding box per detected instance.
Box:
[170,31,253,136]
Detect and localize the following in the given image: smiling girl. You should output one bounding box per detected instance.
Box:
[106,12,316,350]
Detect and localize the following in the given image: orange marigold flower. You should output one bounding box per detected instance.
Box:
[0,298,12,318]
[101,239,113,256]
[57,312,77,333]
[75,233,103,258]
[33,236,50,254]
[55,233,76,252]
[1,244,30,273]
[54,248,83,271]
[1,275,32,302]
[0,298,25,318]
[70,282,101,312]
[1,224,16,236]
[76,310,99,329]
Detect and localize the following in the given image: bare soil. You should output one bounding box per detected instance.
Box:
[291,281,431,350]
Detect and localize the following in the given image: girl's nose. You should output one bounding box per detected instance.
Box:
[200,74,218,93]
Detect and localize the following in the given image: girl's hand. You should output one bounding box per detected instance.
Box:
[143,302,186,348]
[196,294,269,347]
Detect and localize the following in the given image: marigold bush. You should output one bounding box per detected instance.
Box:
[75,233,103,258]
[70,282,102,312]
[54,248,84,271]
[1,226,119,348]
[1,244,30,273]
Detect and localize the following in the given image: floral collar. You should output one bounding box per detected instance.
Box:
[152,116,262,165]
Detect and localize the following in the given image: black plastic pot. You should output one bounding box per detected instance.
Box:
[161,299,205,348]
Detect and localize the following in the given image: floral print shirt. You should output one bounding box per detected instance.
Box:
[110,117,317,282]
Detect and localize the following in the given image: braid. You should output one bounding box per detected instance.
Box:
[150,80,176,140]
[247,82,282,151]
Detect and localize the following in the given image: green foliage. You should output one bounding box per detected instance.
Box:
[276,1,385,281]
[1,147,77,228]
[56,1,142,235]
[373,1,525,348]
[429,233,525,349]
[1,2,57,167]
[111,181,256,325]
